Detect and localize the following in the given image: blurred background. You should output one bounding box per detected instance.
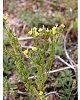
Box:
[3,0,77,37]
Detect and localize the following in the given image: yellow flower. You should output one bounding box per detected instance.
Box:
[61,24,65,28]
[3,13,9,20]
[39,91,43,96]
[46,28,49,32]
[38,28,43,32]
[23,49,28,55]
[3,16,8,20]
[52,26,57,35]
[32,47,37,51]
[33,27,37,30]
[35,31,39,36]
[28,29,32,35]
[3,15,8,20]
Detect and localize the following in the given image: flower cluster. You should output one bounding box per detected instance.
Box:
[28,27,39,36]
[39,91,43,96]
[23,49,28,55]
[26,24,65,56]
[23,47,37,56]
[28,24,65,37]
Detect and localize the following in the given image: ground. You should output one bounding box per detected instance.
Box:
[3,0,78,100]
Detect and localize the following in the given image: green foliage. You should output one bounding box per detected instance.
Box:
[20,10,64,28]
[3,17,39,99]
[3,77,11,98]
[53,70,77,100]
[19,0,77,29]
[3,51,15,74]
[37,0,44,4]
[19,0,77,28]
[9,0,16,12]
[72,18,77,31]
[55,37,64,55]
[3,35,16,76]
[28,26,64,80]
[56,70,73,87]
[3,35,10,46]
[4,16,65,99]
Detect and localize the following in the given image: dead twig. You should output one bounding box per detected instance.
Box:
[55,55,75,70]
[18,37,33,41]
[64,24,76,66]
[63,24,77,78]
[21,45,33,49]
[28,65,77,79]
[17,90,27,96]
[45,91,60,98]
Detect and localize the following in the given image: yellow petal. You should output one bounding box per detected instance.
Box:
[3,13,9,20]
[35,31,39,36]
[52,26,57,35]
[46,28,49,32]
[33,27,37,30]
[39,91,43,96]
[38,28,43,32]
[32,47,37,51]
[23,49,28,55]
[28,30,32,35]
